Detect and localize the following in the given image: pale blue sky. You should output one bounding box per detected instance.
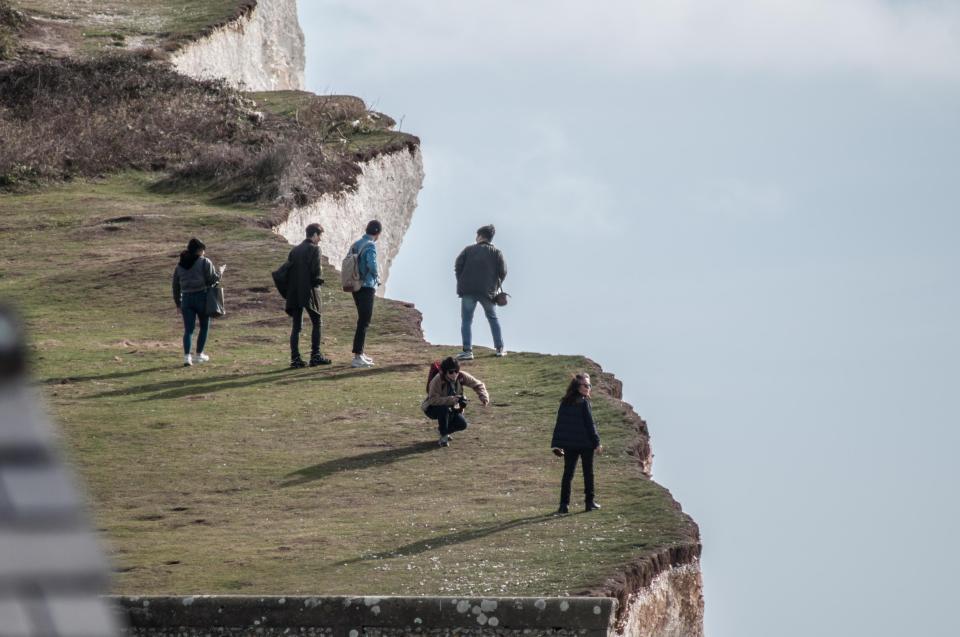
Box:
[299,2,960,635]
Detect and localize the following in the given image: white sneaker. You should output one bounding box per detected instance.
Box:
[351,356,374,368]
[438,435,449,447]
[183,354,193,367]
[360,353,373,363]
[455,350,474,361]
[495,348,507,357]
[196,352,210,363]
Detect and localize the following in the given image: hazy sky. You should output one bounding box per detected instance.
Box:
[298,2,960,635]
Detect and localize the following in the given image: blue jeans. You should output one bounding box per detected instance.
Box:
[181,290,210,355]
[461,295,503,352]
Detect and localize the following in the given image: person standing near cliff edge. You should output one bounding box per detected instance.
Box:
[454,224,507,360]
[348,220,382,368]
[551,373,603,514]
[285,223,331,369]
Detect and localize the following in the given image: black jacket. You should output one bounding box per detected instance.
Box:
[455,241,507,300]
[551,398,600,449]
[285,239,322,315]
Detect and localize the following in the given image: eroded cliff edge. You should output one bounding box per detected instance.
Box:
[170,0,305,91]
[273,147,425,295]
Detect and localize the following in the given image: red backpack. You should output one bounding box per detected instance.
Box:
[426,360,443,392]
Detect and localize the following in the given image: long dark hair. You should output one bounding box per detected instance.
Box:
[178,237,206,269]
[561,373,590,405]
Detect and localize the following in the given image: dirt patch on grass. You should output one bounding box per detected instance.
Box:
[113,340,176,350]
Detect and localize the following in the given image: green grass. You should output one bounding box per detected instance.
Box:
[14,0,253,51]
[248,90,418,158]
[247,90,316,118]
[0,172,697,596]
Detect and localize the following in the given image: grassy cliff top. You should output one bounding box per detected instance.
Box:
[9,0,255,54]
[0,172,698,598]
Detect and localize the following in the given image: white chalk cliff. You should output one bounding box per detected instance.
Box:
[273,147,425,294]
[170,0,423,290]
[171,0,305,91]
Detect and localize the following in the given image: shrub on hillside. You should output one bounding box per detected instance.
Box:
[0,0,24,60]
[0,53,370,206]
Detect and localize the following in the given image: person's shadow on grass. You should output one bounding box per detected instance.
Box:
[278,440,437,487]
[81,362,420,401]
[334,512,556,565]
[38,365,170,386]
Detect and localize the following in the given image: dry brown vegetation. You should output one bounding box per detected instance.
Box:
[0,53,418,205]
[0,0,25,59]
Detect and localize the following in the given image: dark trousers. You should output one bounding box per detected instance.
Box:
[560,447,596,506]
[181,290,210,355]
[290,306,321,360]
[351,287,375,354]
[425,405,468,437]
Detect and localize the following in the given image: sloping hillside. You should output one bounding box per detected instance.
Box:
[0,173,698,598]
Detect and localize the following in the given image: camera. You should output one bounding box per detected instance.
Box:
[457,395,468,409]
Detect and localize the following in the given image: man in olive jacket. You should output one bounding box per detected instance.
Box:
[454,224,507,360]
[286,223,331,368]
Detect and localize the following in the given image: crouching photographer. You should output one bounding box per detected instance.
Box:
[421,356,489,447]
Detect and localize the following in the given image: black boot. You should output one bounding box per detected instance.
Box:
[556,504,569,515]
[290,356,306,369]
[309,354,332,366]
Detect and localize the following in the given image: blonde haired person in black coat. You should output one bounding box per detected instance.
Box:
[551,373,604,514]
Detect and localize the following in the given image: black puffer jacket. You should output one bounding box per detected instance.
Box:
[551,397,600,449]
[454,241,507,299]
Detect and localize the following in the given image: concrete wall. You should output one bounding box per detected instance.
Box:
[115,595,616,637]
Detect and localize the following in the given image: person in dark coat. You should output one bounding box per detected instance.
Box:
[454,224,507,360]
[285,223,331,368]
[551,373,604,514]
[172,238,224,367]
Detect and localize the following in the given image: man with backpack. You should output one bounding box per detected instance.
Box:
[421,356,489,447]
[284,223,331,368]
[343,220,382,368]
[454,224,507,360]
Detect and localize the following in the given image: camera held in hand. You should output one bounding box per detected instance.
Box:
[456,395,468,410]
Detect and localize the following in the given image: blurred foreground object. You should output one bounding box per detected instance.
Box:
[0,307,121,636]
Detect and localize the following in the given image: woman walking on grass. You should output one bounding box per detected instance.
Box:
[172,237,225,367]
[551,373,603,514]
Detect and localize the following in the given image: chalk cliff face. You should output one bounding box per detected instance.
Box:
[617,564,704,637]
[171,0,305,90]
[272,147,425,294]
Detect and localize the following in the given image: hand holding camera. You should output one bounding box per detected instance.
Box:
[453,395,468,412]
